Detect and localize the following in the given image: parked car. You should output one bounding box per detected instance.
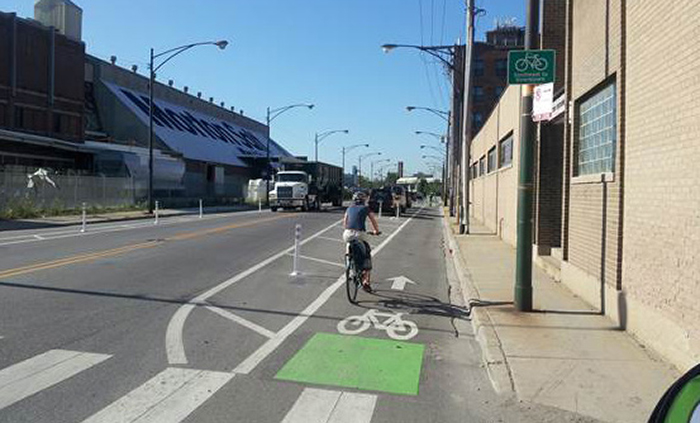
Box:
[368,187,393,213]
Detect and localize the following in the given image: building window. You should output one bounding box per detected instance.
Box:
[494,86,505,99]
[473,86,484,103]
[577,82,616,175]
[495,59,507,77]
[474,59,484,77]
[472,112,484,129]
[499,135,513,167]
[14,107,25,129]
[487,147,497,173]
[479,156,485,176]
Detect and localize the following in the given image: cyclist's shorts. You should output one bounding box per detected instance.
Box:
[342,229,368,243]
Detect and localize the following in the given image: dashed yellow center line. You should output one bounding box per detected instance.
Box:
[0,213,298,279]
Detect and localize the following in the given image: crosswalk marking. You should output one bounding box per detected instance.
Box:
[281,388,377,423]
[81,367,234,423]
[0,349,111,411]
[328,391,377,423]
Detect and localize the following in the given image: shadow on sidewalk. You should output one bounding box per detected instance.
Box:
[355,289,471,320]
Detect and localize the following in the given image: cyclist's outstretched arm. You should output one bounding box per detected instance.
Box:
[368,211,380,234]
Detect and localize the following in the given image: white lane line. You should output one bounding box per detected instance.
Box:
[290,254,346,269]
[281,388,340,423]
[328,391,377,423]
[233,207,422,375]
[33,235,44,240]
[81,367,233,423]
[206,306,276,339]
[281,388,377,423]
[317,236,344,243]
[0,349,111,411]
[166,219,342,365]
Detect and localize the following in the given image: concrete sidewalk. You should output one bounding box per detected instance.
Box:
[0,204,261,231]
[442,216,679,423]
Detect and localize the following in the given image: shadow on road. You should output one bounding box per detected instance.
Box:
[0,279,461,336]
[356,289,470,320]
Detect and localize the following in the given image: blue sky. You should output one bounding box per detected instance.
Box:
[5,0,524,176]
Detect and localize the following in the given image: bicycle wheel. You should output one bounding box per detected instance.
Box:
[515,58,529,72]
[386,319,419,341]
[345,255,359,303]
[337,315,370,335]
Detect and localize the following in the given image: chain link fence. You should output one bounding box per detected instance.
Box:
[0,166,141,217]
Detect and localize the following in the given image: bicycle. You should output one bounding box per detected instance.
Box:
[345,231,381,304]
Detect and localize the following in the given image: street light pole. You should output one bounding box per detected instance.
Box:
[147,40,228,214]
[358,152,381,188]
[514,0,540,312]
[314,129,349,162]
[342,143,369,187]
[148,47,154,214]
[264,103,315,206]
[460,0,477,235]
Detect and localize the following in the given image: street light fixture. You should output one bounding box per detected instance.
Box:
[358,152,382,188]
[406,106,450,122]
[341,143,369,187]
[381,43,460,70]
[265,103,315,206]
[420,145,446,155]
[148,39,229,213]
[415,131,446,143]
[314,129,349,162]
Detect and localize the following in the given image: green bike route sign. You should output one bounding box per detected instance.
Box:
[508,49,556,85]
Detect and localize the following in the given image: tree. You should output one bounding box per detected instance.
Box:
[417,178,429,195]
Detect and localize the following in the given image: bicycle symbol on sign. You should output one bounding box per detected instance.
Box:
[514,52,548,72]
[337,309,418,341]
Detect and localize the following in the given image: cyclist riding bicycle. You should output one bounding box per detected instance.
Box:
[343,191,380,292]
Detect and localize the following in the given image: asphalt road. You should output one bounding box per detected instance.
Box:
[0,205,598,423]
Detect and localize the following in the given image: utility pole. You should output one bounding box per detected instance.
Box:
[460,0,475,234]
[514,0,540,312]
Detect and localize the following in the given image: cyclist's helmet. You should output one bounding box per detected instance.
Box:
[352,191,367,204]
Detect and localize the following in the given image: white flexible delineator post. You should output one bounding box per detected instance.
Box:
[80,202,86,233]
[290,224,302,276]
[378,201,383,219]
[199,199,203,219]
[154,201,160,225]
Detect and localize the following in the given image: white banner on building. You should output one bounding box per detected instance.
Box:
[104,82,290,167]
[532,82,554,122]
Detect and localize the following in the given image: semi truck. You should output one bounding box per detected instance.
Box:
[269,161,343,212]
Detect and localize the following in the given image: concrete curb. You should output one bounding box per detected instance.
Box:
[441,212,515,395]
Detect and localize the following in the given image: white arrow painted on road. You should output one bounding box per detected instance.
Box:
[387,276,417,291]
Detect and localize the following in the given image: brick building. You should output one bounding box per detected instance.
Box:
[0,10,88,169]
[470,25,525,134]
[466,0,700,372]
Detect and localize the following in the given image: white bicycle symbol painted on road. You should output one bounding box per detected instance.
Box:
[337,309,419,341]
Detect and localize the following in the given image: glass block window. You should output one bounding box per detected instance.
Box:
[487,147,497,173]
[499,135,513,167]
[479,156,485,176]
[577,82,616,175]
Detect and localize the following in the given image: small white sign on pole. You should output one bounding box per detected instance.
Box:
[532,82,554,122]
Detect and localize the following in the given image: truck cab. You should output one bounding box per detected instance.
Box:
[269,171,314,211]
